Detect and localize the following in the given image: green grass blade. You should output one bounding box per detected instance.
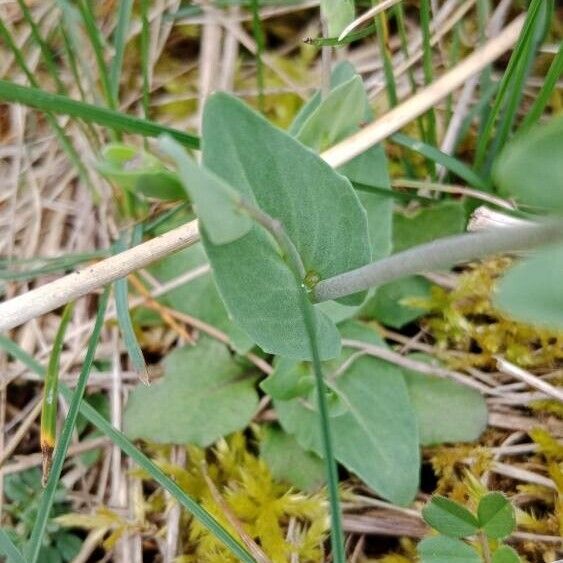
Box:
[0,18,94,192]
[306,23,376,46]
[0,250,109,282]
[392,2,426,142]
[114,229,149,384]
[15,0,66,93]
[0,529,26,563]
[391,133,489,190]
[250,0,266,113]
[419,0,437,174]
[76,0,115,109]
[485,1,552,172]
[0,80,200,148]
[474,0,544,170]
[40,302,74,486]
[0,338,255,563]
[299,288,345,563]
[140,0,151,120]
[56,0,91,101]
[373,4,397,107]
[110,0,134,105]
[520,40,563,132]
[27,290,109,563]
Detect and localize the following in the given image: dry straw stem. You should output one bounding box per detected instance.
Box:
[0,15,524,332]
[496,358,563,403]
[322,13,524,168]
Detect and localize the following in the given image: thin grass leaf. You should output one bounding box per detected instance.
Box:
[0,529,26,563]
[475,0,492,136]
[0,250,109,282]
[0,337,256,563]
[520,40,563,132]
[40,302,74,487]
[114,229,149,384]
[474,0,544,170]
[250,0,266,113]
[15,0,66,93]
[299,286,345,563]
[485,1,552,172]
[56,0,91,101]
[110,0,133,105]
[373,4,397,107]
[76,0,115,109]
[27,289,109,563]
[391,133,488,190]
[140,0,151,120]
[392,2,426,143]
[419,0,437,174]
[306,23,376,46]
[0,18,94,193]
[0,80,200,148]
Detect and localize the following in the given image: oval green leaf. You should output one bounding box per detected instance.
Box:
[477,492,516,539]
[422,496,479,538]
[160,136,252,245]
[494,116,563,211]
[417,536,481,563]
[97,143,185,200]
[201,93,371,359]
[494,244,563,330]
[492,546,521,563]
[124,338,258,446]
[274,322,420,506]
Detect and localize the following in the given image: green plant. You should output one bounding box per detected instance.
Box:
[419,492,519,562]
[0,2,561,561]
[1,469,82,563]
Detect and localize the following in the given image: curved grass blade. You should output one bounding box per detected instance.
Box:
[140,0,151,120]
[0,250,109,282]
[0,338,255,563]
[485,1,552,172]
[520,40,563,133]
[0,18,94,193]
[76,0,115,109]
[474,0,545,170]
[0,80,200,149]
[391,133,489,190]
[419,0,437,174]
[40,302,74,486]
[114,229,149,384]
[0,529,26,563]
[306,22,376,46]
[110,0,134,105]
[15,0,66,93]
[27,289,109,563]
[250,0,266,113]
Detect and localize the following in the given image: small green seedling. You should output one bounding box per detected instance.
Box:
[419,492,519,562]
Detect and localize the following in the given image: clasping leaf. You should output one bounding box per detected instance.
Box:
[159,135,252,245]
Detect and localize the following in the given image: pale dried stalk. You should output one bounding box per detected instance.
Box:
[0,220,200,332]
[338,0,403,41]
[0,16,524,331]
[497,358,563,403]
[322,14,524,168]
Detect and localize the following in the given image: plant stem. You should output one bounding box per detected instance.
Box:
[300,287,346,563]
[479,531,492,563]
[28,291,108,563]
[239,201,345,562]
[314,221,563,302]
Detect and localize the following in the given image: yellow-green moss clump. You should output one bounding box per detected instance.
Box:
[412,259,563,370]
